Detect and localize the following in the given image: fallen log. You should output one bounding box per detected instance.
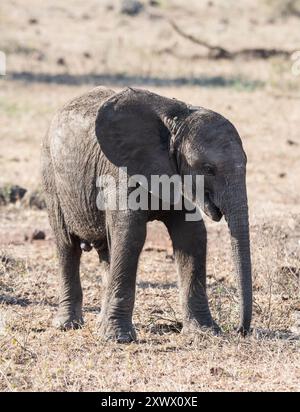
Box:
[169,20,292,60]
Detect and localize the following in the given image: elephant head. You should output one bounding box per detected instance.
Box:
[95,87,252,334]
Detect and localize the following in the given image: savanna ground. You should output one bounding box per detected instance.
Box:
[0,0,300,391]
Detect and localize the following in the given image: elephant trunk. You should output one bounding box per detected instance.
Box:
[221,176,252,334]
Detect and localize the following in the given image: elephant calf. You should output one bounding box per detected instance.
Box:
[42,86,252,342]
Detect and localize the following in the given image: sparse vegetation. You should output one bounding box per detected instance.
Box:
[265,0,300,18]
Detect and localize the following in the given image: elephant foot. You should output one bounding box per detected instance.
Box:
[237,325,251,337]
[98,318,136,343]
[182,318,221,336]
[53,307,83,331]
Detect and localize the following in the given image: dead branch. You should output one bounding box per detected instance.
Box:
[169,20,230,59]
[169,20,292,60]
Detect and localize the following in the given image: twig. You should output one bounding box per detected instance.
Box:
[169,19,230,59]
[169,20,292,60]
[267,91,300,100]
[0,367,14,391]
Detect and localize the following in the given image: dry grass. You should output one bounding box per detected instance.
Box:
[0,214,299,391]
[0,0,300,391]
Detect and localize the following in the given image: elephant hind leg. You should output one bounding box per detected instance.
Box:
[45,194,83,330]
[53,237,83,330]
[42,150,83,330]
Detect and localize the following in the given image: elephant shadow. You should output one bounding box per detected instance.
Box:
[0,294,32,307]
[252,328,300,341]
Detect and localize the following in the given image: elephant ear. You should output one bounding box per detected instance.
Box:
[95,87,189,186]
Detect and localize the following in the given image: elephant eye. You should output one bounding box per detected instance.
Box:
[202,164,215,176]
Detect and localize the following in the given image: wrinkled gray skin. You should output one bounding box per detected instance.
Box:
[42,86,252,342]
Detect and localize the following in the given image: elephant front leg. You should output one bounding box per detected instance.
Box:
[164,211,220,334]
[98,211,147,343]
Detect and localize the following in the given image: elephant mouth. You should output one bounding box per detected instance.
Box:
[203,191,223,222]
